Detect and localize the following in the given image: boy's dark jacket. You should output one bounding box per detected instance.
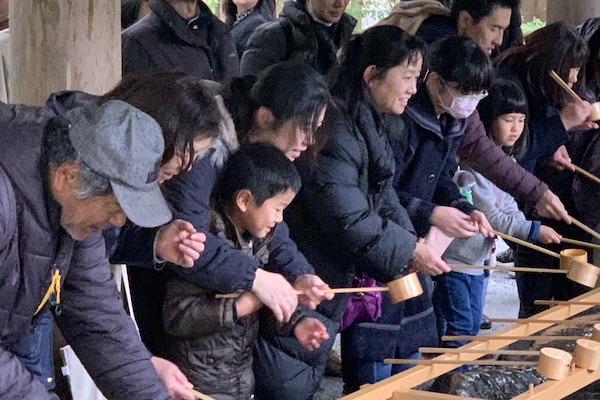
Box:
[163,211,311,400]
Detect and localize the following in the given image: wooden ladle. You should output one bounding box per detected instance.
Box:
[549,70,600,122]
[492,230,600,287]
[385,347,572,380]
[216,271,424,304]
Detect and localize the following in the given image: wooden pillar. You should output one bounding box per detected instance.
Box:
[547,0,600,26]
[9,0,121,106]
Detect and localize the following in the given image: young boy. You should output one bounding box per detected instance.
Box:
[162,143,330,400]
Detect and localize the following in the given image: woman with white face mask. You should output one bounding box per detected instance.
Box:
[387,35,494,241]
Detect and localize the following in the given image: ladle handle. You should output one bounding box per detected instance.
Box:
[572,164,600,186]
[188,388,217,400]
[216,286,390,299]
[571,216,600,242]
[549,70,584,103]
[492,230,560,259]
[450,264,566,274]
[561,237,600,250]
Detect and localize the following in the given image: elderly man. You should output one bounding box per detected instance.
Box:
[0,101,189,399]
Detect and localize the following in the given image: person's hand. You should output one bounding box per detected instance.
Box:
[293,317,330,351]
[252,269,298,323]
[470,210,492,237]
[535,189,571,224]
[151,357,194,400]
[156,220,206,267]
[294,274,333,310]
[560,101,593,131]
[571,120,600,131]
[430,206,478,238]
[548,145,575,172]
[408,242,451,276]
[235,291,263,317]
[538,225,562,244]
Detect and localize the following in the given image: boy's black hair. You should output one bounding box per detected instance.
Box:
[451,0,520,22]
[478,79,529,161]
[212,143,302,212]
[429,35,494,94]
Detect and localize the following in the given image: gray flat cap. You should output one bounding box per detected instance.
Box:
[65,100,172,228]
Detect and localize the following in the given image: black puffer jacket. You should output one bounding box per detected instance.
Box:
[0,97,168,399]
[240,0,356,82]
[267,97,418,400]
[122,0,239,81]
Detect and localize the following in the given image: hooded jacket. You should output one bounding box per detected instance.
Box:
[163,210,309,400]
[122,0,239,81]
[0,96,168,399]
[391,83,476,236]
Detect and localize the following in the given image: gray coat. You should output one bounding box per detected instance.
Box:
[443,166,537,274]
[0,100,168,399]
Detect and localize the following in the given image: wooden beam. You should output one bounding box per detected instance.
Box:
[339,287,600,400]
[392,389,483,400]
[512,365,600,400]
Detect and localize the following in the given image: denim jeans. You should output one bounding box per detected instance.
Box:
[13,309,57,394]
[433,271,485,348]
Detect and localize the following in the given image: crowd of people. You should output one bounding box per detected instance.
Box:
[2,0,600,399]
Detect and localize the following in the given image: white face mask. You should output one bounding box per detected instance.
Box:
[438,81,488,119]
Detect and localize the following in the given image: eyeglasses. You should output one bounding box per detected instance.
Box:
[443,80,488,102]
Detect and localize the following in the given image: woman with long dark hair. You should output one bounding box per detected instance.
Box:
[275,26,450,398]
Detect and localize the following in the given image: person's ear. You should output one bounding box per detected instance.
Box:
[234,189,255,213]
[457,10,475,34]
[51,162,79,198]
[362,65,378,87]
[255,106,276,130]
[427,71,442,88]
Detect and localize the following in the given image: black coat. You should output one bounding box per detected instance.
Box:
[265,98,418,399]
[240,0,356,82]
[392,84,476,237]
[122,0,239,81]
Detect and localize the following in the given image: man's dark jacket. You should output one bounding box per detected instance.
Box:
[240,0,356,82]
[122,0,239,81]
[0,97,169,399]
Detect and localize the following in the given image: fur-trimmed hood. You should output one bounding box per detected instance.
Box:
[194,80,240,169]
